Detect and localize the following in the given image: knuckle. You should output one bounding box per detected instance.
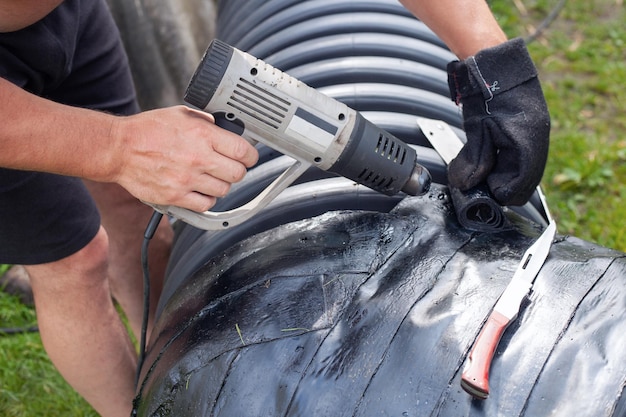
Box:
[199,197,217,212]
[232,138,249,157]
[214,182,231,198]
[234,138,257,164]
[232,163,248,182]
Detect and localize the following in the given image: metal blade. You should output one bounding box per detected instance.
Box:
[416,117,463,165]
[493,220,556,320]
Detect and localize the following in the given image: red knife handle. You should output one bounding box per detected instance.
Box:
[461,310,511,399]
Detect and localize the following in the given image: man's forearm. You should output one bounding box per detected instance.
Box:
[1,76,260,212]
[399,0,507,59]
[0,77,119,181]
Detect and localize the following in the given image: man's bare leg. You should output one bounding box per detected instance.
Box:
[83,180,172,338]
[26,227,137,417]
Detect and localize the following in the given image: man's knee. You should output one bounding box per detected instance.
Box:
[68,226,110,276]
[26,226,111,294]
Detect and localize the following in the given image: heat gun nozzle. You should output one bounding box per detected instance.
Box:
[402,164,432,196]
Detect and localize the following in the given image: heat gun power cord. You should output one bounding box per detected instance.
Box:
[136,210,163,387]
[525,0,567,44]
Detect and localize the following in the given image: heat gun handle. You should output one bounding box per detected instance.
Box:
[148,159,311,230]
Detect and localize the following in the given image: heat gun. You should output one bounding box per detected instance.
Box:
[150,39,431,230]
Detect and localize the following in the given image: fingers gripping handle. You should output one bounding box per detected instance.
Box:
[461,311,511,399]
[148,159,311,230]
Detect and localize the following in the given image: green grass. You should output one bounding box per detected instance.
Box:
[1,1,625,415]
[490,0,626,252]
[0,291,98,416]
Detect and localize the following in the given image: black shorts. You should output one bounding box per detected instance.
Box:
[0,0,140,264]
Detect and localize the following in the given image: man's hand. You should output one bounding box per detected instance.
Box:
[446,38,550,206]
[0,78,257,212]
[109,105,259,212]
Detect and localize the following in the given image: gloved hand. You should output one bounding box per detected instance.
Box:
[446,37,550,206]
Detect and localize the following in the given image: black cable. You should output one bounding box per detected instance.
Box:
[135,210,163,387]
[0,326,38,335]
[525,0,567,43]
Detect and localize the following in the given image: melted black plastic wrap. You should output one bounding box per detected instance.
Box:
[134,185,626,417]
[449,185,512,233]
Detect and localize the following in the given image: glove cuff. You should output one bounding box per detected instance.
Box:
[447,38,538,103]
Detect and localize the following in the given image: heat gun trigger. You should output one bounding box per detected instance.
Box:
[213,112,258,147]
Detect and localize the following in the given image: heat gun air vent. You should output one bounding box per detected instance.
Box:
[357,133,408,189]
[376,133,407,165]
[357,168,395,189]
[227,78,290,130]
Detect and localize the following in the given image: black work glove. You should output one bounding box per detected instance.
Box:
[446,37,550,206]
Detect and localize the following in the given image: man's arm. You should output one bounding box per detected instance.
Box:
[0,77,258,212]
[399,0,507,59]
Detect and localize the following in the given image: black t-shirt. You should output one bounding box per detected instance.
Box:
[0,0,139,264]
